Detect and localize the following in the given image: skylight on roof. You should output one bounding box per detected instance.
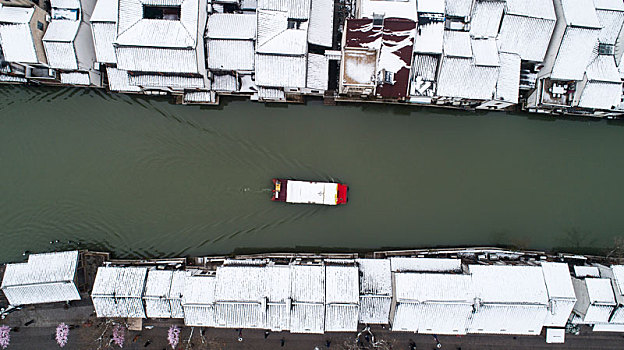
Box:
[143,5,181,20]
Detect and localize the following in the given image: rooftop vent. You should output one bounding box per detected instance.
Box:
[598,43,614,56]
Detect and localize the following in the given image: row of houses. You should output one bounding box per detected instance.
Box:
[3,250,624,341]
[1,0,623,116]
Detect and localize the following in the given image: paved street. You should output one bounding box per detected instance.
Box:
[1,301,624,349]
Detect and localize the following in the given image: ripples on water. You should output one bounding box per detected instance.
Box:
[1,85,624,263]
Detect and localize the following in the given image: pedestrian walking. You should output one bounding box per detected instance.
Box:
[433,335,441,349]
[281,338,285,347]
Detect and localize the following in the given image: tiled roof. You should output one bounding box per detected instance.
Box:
[596,9,624,45]
[469,0,505,38]
[106,67,141,92]
[445,0,473,17]
[306,53,329,90]
[43,41,78,70]
[116,47,199,73]
[413,21,444,54]
[505,0,556,20]
[560,0,601,28]
[0,23,37,63]
[60,72,91,85]
[255,54,306,87]
[91,0,118,22]
[578,81,622,109]
[206,13,256,39]
[92,22,117,63]
[471,38,499,66]
[308,0,333,47]
[443,30,472,58]
[207,39,254,71]
[495,52,520,103]
[550,27,600,81]
[498,15,556,62]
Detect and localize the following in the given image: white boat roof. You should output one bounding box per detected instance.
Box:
[286,181,338,205]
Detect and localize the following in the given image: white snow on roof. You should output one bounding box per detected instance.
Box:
[395,273,474,302]
[215,266,266,302]
[594,0,624,11]
[470,265,549,304]
[267,303,290,331]
[207,39,255,71]
[116,47,199,73]
[308,0,334,47]
[184,90,215,103]
[418,0,445,13]
[290,303,324,333]
[560,0,601,28]
[43,41,78,70]
[393,302,473,334]
[596,9,624,45]
[92,22,117,63]
[214,303,265,328]
[206,13,256,39]
[505,0,556,19]
[285,180,338,205]
[265,265,291,302]
[326,265,359,304]
[612,265,624,295]
[258,87,286,100]
[91,0,118,22]
[445,0,473,17]
[468,304,547,335]
[258,0,311,19]
[443,30,472,57]
[0,5,33,23]
[359,295,391,324]
[213,73,237,91]
[258,29,308,55]
[129,74,204,89]
[106,67,141,92]
[255,54,306,87]
[357,258,391,295]
[574,265,600,278]
[390,257,462,273]
[498,14,556,62]
[325,304,359,332]
[257,9,288,46]
[437,57,497,100]
[307,53,329,90]
[1,251,80,306]
[412,54,438,80]
[469,0,505,38]
[540,262,576,299]
[0,23,37,63]
[291,264,325,303]
[51,0,80,9]
[586,54,621,83]
[182,274,216,326]
[359,0,417,20]
[413,21,444,54]
[91,267,147,318]
[578,82,622,110]
[550,27,600,81]
[471,38,499,66]
[60,72,91,85]
[585,278,616,304]
[342,49,376,85]
[144,270,174,318]
[495,52,520,103]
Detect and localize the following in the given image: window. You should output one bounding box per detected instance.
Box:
[143,5,181,20]
[287,20,301,29]
[384,71,394,84]
[37,21,44,30]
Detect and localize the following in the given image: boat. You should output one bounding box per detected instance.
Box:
[271,179,348,205]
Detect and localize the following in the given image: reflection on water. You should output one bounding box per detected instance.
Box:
[1,86,624,262]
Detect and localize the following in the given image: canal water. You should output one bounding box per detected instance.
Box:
[1,86,624,263]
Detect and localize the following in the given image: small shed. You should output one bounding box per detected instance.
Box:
[91,266,148,318]
[1,251,81,306]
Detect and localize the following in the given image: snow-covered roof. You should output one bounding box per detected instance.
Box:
[290,303,324,333]
[257,28,308,55]
[550,27,600,81]
[326,265,359,304]
[596,8,624,45]
[60,72,91,85]
[182,274,216,327]
[184,90,215,103]
[91,0,118,22]
[585,278,616,304]
[325,304,359,332]
[443,30,472,58]
[540,262,576,299]
[357,259,392,295]
[359,295,391,324]
[106,67,141,92]
[470,265,549,304]
[505,0,556,20]
[412,54,439,81]
[418,0,445,14]
[212,73,237,91]
[574,265,600,278]
[291,264,325,303]
[116,46,199,73]
[498,14,556,62]
[578,76,622,110]
[207,39,254,71]
[413,21,444,54]
[43,40,78,70]
[214,303,265,328]
[471,38,499,66]
[206,13,256,39]
[495,52,520,103]
[258,0,311,19]
[267,302,290,331]
[92,22,117,63]
[446,0,473,17]
[469,0,505,38]
[390,257,463,273]
[585,54,621,83]
[46,18,79,39]
[215,265,266,302]
[395,273,474,302]
[594,0,624,11]
[0,7,37,63]
[358,0,417,20]
[376,18,416,99]
[393,301,473,334]
[308,0,334,47]
[1,251,80,306]
[285,181,339,205]
[91,266,148,318]
[306,53,329,91]
[257,87,286,100]
[612,265,624,295]
[437,56,498,100]
[468,304,547,335]
[560,0,601,28]
[144,270,175,318]
[116,0,199,47]
[51,0,80,9]
[129,73,204,89]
